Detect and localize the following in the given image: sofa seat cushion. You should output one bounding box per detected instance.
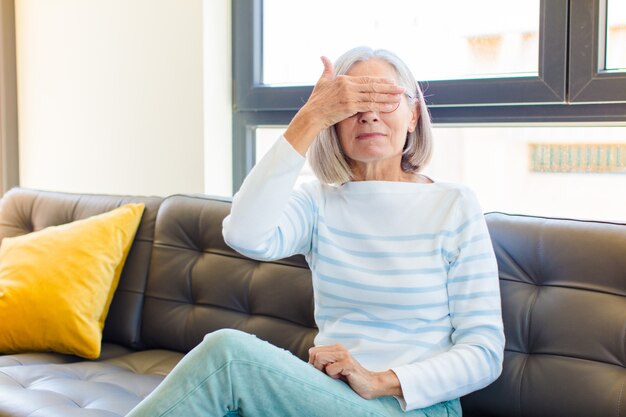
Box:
[0,349,183,417]
[0,343,135,368]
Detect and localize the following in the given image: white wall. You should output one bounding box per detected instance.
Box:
[203,0,232,197]
[15,0,232,197]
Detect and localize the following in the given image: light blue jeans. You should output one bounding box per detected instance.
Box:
[126,329,461,417]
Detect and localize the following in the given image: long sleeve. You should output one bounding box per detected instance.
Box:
[222,136,317,261]
[391,189,505,410]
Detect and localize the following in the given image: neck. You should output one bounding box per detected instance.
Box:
[350,161,418,183]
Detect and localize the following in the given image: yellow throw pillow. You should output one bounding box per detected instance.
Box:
[0,203,145,359]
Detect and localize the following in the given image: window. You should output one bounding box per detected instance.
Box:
[263,0,539,84]
[426,125,626,222]
[605,0,626,71]
[234,0,569,112]
[233,0,626,221]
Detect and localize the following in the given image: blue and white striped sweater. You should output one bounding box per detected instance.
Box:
[223,136,504,411]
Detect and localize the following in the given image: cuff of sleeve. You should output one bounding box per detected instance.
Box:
[279,135,306,162]
[393,395,408,412]
[391,365,421,411]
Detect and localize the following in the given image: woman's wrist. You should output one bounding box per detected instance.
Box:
[372,370,403,398]
[283,107,325,156]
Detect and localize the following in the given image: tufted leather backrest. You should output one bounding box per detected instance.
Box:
[3,189,623,416]
[0,188,163,349]
[462,213,626,417]
[141,195,317,360]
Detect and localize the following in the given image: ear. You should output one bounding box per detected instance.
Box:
[407,102,420,133]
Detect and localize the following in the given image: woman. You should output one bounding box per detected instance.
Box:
[128,47,504,417]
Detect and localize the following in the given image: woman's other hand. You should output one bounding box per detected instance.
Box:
[284,57,405,156]
[308,344,402,400]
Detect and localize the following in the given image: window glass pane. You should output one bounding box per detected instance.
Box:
[255,127,316,186]
[263,0,539,85]
[255,125,626,222]
[255,128,284,164]
[606,0,626,71]
[425,125,626,222]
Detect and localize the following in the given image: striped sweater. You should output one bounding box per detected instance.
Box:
[222,136,504,411]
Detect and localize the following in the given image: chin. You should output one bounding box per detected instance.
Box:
[351,153,386,162]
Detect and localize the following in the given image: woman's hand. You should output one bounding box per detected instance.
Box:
[304,56,404,129]
[308,344,402,400]
[284,57,405,156]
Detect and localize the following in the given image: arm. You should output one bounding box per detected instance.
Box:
[223,57,405,260]
[222,137,315,260]
[391,189,505,410]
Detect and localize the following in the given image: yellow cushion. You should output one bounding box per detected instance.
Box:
[0,203,145,359]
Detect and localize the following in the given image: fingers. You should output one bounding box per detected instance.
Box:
[320,56,334,80]
[347,75,405,94]
[349,94,401,115]
[309,345,379,399]
[309,349,341,371]
[304,56,407,128]
[324,361,351,379]
[336,75,404,94]
[359,79,405,95]
[360,91,403,104]
[308,344,348,372]
[345,79,404,113]
[317,56,402,93]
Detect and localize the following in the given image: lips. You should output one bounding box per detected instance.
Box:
[356,132,386,140]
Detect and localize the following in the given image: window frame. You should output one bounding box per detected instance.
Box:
[232,0,626,192]
[0,0,19,194]
[569,0,626,102]
[234,0,570,110]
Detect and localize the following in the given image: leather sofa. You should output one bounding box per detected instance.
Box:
[0,187,623,417]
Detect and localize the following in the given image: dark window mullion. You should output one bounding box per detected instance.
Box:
[569,0,626,103]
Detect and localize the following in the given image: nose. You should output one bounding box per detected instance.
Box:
[357,111,379,124]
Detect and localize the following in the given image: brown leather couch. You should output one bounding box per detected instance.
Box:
[0,188,623,417]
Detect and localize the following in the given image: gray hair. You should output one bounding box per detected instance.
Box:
[307,46,433,185]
